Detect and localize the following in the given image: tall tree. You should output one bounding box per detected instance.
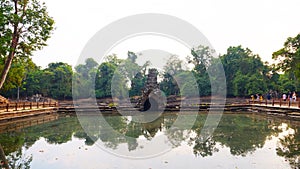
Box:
[4,58,35,99]
[0,57,36,99]
[0,0,54,89]
[187,45,214,96]
[273,33,300,90]
[160,55,184,96]
[129,72,146,97]
[95,62,126,98]
[74,58,98,98]
[123,51,145,97]
[22,67,43,97]
[221,46,268,96]
[45,62,73,99]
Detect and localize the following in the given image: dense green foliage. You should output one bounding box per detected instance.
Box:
[273,33,300,91]
[73,58,98,98]
[1,33,300,100]
[160,55,183,96]
[0,0,298,100]
[0,62,73,100]
[221,46,269,96]
[0,0,55,89]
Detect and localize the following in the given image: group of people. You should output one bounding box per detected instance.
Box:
[282,91,297,102]
[251,91,297,102]
[251,94,264,101]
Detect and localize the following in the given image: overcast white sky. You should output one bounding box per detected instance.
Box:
[32,0,300,68]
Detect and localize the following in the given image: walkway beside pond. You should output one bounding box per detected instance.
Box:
[248,99,300,109]
[0,101,58,122]
[247,100,300,120]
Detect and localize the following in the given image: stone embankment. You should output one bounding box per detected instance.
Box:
[0,100,58,133]
[57,98,300,120]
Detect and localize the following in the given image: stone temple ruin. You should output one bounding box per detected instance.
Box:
[136,68,165,111]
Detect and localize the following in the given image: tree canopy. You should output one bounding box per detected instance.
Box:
[1,31,300,100]
[273,33,300,90]
[0,0,54,89]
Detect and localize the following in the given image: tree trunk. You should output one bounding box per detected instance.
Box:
[0,0,19,90]
[17,86,20,102]
[0,144,9,169]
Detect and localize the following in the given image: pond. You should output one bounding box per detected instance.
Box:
[1,112,300,169]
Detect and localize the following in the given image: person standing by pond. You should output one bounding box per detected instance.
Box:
[267,93,271,100]
[292,92,297,102]
[260,95,263,101]
[282,93,287,101]
[256,94,260,100]
[288,91,293,102]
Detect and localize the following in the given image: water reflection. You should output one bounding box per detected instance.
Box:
[89,114,275,158]
[0,113,300,168]
[276,124,300,168]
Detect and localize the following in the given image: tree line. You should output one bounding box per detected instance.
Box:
[1,1,299,100]
[1,33,300,100]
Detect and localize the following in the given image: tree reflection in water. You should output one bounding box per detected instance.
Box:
[1,113,300,167]
[0,133,32,169]
[190,137,218,157]
[276,124,300,168]
[213,115,275,156]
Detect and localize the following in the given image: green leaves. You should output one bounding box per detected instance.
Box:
[95,62,118,98]
[1,0,54,57]
[20,62,72,99]
[0,0,54,89]
[273,33,300,82]
[73,58,100,98]
[221,46,269,96]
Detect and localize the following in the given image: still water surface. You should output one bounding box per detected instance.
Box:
[1,113,300,169]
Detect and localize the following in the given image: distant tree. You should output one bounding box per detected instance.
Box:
[0,58,37,99]
[44,62,73,99]
[129,72,146,97]
[22,68,43,97]
[221,46,268,96]
[75,58,98,77]
[178,71,199,96]
[127,51,137,63]
[128,60,150,97]
[277,73,298,93]
[187,45,214,96]
[96,52,150,98]
[160,55,183,96]
[120,52,140,83]
[164,55,184,75]
[160,73,179,96]
[0,0,54,89]
[95,62,118,98]
[266,69,281,93]
[73,58,98,98]
[273,33,300,91]
[233,71,266,96]
[189,46,213,73]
